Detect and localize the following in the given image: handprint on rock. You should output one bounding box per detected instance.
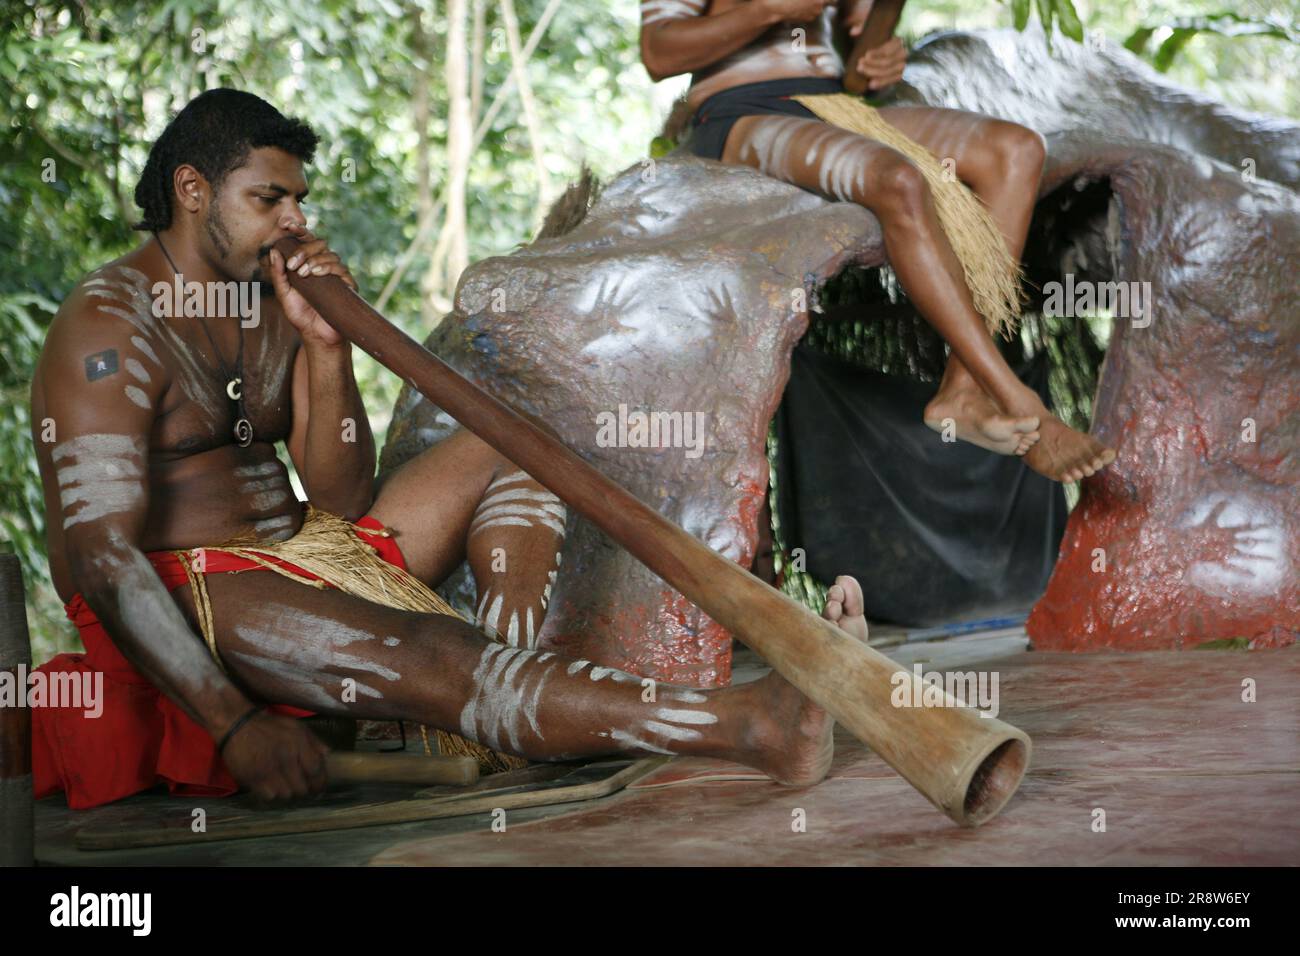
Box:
[1177,494,1288,598]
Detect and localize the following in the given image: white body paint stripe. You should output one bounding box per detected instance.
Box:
[654,708,717,724]
[130,335,162,366]
[483,593,504,637]
[611,729,675,755]
[643,720,703,742]
[473,515,566,535]
[235,462,282,479]
[124,357,151,383]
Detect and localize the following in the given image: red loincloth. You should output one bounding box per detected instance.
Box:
[31,514,409,809]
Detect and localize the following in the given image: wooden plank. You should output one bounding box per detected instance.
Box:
[74,757,668,851]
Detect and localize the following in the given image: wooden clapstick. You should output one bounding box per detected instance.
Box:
[325,752,479,787]
[272,239,1031,826]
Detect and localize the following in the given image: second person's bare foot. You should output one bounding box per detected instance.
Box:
[823,574,869,643]
[925,380,1040,456]
[1017,407,1117,482]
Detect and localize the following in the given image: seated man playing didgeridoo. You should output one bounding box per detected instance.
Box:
[30,88,870,808]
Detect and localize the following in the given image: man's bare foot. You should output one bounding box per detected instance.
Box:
[823,574,869,643]
[925,380,1040,456]
[744,574,871,787]
[1015,405,1117,482]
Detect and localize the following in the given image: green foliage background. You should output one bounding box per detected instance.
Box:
[1,0,1297,662]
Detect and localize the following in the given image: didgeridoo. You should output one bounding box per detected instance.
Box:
[273,238,1031,826]
[842,3,905,97]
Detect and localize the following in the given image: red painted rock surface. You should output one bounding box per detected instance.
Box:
[900,30,1300,650]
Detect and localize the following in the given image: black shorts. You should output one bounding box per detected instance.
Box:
[686,77,847,160]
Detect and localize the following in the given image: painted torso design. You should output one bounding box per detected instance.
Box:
[32,258,303,600]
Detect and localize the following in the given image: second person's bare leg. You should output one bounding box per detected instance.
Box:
[721,114,1114,481]
[877,106,1116,481]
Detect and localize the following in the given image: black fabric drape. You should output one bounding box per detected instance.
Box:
[775,343,1067,625]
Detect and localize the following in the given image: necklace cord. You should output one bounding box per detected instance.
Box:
[154,232,252,443]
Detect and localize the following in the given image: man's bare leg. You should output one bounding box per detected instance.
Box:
[166,567,858,787]
[721,114,1115,481]
[366,429,564,646]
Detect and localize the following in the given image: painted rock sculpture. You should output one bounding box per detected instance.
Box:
[383,28,1299,675]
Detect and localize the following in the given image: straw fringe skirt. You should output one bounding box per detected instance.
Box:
[791,93,1024,338]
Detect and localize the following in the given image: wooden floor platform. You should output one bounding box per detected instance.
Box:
[35,631,1299,866]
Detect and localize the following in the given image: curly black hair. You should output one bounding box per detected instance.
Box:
[132,88,319,232]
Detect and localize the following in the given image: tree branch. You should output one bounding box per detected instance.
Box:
[375,0,563,311]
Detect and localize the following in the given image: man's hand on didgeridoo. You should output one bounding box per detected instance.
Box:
[220,711,330,803]
[854,35,907,91]
[263,220,359,350]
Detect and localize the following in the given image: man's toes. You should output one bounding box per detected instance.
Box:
[823,587,844,622]
[834,575,864,618]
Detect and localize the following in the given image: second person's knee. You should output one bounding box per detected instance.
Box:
[872,156,931,221]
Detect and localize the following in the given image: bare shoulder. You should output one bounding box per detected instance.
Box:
[38,257,173,416]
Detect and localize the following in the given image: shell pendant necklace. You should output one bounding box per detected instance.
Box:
[155,233,254,447]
